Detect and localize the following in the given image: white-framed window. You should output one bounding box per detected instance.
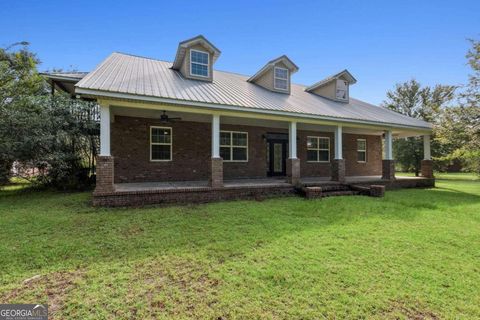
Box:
[220,131,248,162]
[357,139,367,162]
[190,49,209,77]
[307,136,330,162]
[274,67,289,91]
[150,126,172,161]
[336,79,348,100]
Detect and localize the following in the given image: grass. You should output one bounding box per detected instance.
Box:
[0,174,479,319]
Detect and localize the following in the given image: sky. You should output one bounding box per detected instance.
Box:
[2,0,479,105]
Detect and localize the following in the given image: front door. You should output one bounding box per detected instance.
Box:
[267,139,287,176]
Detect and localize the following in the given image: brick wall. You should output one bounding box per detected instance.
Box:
[344,134,382,176]
[111,115,382,183]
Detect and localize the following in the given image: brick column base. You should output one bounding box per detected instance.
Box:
[95,156,115,193]
[331,159,345,182]
[286,158,301,185]
[382,160,395,180]
[210,157,223,188]
[421,160,434,178]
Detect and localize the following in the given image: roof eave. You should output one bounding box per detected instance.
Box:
[75,87,433,132]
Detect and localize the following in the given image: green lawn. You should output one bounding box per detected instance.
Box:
[0,174,479,319]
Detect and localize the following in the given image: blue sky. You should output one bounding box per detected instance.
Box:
[2,0,479,105]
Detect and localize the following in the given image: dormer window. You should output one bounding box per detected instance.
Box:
[247,55,298,94]
[336,79,348,101]
[274,67,289,91]
[305,69,356,103]
[190,50,209,77]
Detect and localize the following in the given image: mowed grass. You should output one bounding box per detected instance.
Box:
[0,174,479,319]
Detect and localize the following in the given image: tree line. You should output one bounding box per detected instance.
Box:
[381,39,479,175]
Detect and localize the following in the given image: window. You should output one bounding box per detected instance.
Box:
[307,136,330,162]
[220,131,248,161]
[150,127,172,161]
[336,79,348,100]
[357,139,367,162]
[274,67,288,90]
[190,49,209,77]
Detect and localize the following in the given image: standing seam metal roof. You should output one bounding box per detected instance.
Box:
[75,52,432,130]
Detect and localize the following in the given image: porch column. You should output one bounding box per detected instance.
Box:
[95,104,114,194]
[382,130,395,180]
[331,125,345,182]
[210,114,223,188]
[287,121,300,185]
[421,135,434,178]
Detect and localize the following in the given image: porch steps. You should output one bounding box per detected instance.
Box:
[298,183,381,199]
[322,190,361,197]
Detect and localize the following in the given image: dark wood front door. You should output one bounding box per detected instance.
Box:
[267,139,287,176]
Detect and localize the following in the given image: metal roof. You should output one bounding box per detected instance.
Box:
[75,52,432,130]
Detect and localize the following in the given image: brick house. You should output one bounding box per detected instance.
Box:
[44,35,434,206]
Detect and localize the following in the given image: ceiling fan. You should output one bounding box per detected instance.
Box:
[160,110,182,123]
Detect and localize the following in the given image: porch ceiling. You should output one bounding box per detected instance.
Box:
[110,104,426,137]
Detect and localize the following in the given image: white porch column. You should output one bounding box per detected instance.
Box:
[384,130,393,160]
[423,135,431,160]
[211,114,220,158]
[382,130,395,180]
[210,114,223,187]
[100,104,111,156]
[334,125,343,159]
[287,121,300,185]
[288,121,297,159]
[331,125,345,182]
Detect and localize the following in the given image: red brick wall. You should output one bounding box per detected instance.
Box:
[111,116,211,183]
[111,116,382,182]
[343,134,382,176]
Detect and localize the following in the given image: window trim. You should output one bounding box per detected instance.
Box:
[220,130,248,162]
[306,136,330,163]
[150,126,172,162]
[190,49,210,78]
[357,138,367,163]
[274,66,289,91]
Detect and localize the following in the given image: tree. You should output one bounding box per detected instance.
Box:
[436,38,480,175]
[381,80,456,175]
[0,42,44,183]
[0,43,99,188]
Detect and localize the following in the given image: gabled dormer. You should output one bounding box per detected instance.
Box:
[305,69,357,103]
[172,35,221,82]
[247,55,299,94]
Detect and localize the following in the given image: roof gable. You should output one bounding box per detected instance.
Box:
[305,69,357,92]
[247,55,299,83]
[172,35,221,70]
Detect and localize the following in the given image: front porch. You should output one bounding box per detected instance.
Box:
[93,175,435,207]
[113,175,432,192]
[93,101,435,206]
